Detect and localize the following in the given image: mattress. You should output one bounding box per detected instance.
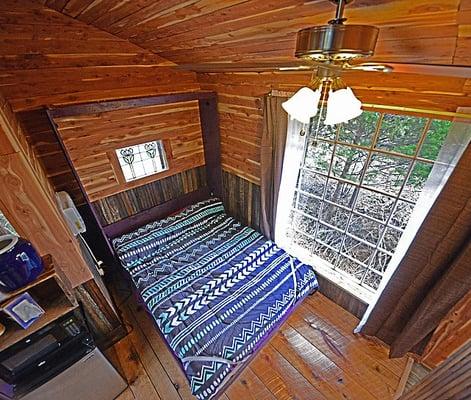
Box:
[113,198,318,400]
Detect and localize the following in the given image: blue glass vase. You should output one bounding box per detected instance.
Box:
[0,235,44,292]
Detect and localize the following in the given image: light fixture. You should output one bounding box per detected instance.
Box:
[281,87,321,124]
[282,68,362,126]
[282,0,388,127]
[324,87,362,125]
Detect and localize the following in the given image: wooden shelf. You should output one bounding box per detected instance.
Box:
[0,255,55,306]
[0,296,77,352]
[0,254,78,352]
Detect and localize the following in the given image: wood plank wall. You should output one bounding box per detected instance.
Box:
[399,340,471,400]
[52,101,205,202]
[0,94,92,287]
[93,166,206,226]
[222,170,261,232]
[422,290,471,367]
[198,71,471,185]
[0,0,200,112]
[17,109,85,204]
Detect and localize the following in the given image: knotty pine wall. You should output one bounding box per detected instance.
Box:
[0,0,202,206]
[0,94,92,287]
[18,109,85,205]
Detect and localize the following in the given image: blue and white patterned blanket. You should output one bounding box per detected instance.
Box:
[113,198,318,399]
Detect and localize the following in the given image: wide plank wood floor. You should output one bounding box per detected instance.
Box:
[106,293,410,400]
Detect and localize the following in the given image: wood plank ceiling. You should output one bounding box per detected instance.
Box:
[33,0,471,72]
[0,0,200,112]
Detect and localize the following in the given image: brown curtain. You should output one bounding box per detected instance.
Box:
[260,95,288,240]
[360,138,471,358]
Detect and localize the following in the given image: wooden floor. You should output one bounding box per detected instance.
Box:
[105,293,411,400]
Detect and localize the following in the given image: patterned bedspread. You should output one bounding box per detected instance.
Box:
[113,198,318,400]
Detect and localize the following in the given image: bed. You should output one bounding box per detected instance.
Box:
[112,198,318,400]
[48,92,319,400]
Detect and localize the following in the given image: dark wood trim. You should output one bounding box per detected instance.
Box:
[199,96,223,198]
[103,186,211,240]
[45,109,116,259]
[48,91,215,118]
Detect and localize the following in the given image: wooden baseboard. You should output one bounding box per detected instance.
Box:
[315,272,368,319]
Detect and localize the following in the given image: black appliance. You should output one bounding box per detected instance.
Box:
[0,311,93,399]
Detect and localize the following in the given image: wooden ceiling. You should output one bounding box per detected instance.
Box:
[0,0,200,111]
[33,0,471,72]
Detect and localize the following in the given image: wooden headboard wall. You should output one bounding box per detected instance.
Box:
[50,100,204,202]
[47,91,222,243]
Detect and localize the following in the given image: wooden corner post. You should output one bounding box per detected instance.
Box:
[199,94,223,199]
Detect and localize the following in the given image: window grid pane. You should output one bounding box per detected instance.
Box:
[287,112,445,293]
[115,140,168,182]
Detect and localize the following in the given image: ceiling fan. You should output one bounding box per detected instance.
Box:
[282,0,393,125]
[286,0,393,74]
[280,0,469,78]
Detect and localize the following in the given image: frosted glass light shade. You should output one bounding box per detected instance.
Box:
[324,87,363,126]
[282,87,321,124]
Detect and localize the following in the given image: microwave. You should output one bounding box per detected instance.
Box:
[0,311,93,399]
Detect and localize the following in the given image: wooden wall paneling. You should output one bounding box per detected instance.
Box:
[422,289,471,367]
[0,95,92,287]
[398,340,471,400]
[31,0,470,71]
[454,0,471,64]
[222,170,261,232]
[93,166,207,226]
[52,100,205,201]
[0,0,200,112]
[403,362,431,395]
[198,71,471,182]
[315,273,368,319]
[17,109,85,205]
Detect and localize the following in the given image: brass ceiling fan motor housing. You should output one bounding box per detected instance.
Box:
[295,24,379,62]
[295,0,379,62]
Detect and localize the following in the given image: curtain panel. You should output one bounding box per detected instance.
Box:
[260,95,288,239]
[359,115,471,358]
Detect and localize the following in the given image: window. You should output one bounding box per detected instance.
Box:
[115,140,168,182]
[282,111,454,296]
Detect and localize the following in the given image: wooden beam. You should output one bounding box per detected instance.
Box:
[48,91,216,118]
[199,95,223,198]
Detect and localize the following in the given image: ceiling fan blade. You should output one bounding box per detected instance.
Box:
[372,62,471,79]
[347,63,394,72]
[278,65,314,71]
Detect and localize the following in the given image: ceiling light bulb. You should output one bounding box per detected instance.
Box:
[324,87,363,126]
[282,87,321,124]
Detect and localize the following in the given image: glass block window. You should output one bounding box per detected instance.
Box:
[115,140,168,182]
[284,111,453,293]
